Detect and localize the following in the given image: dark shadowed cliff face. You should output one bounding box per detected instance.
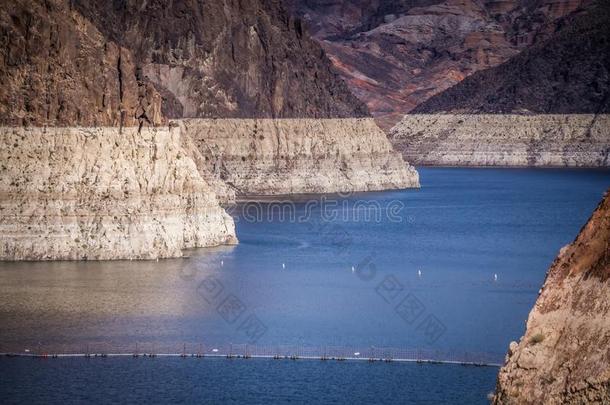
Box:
[493,190,610,404]
[72,0,368,120]
[0,0,368,126]
[287,0,592,129]
[413,0,610,114]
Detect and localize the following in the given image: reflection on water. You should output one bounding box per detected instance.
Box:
[0,168,608,356]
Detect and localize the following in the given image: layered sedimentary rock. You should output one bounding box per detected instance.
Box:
[0,126,236,261]
[390,114,610,166]
[0,0,417,260]
[286,0,588,129]
[493,191,610,404]
[180,118,419,196]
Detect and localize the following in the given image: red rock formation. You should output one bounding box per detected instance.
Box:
[413,0,610,114]
[287,0,592,130]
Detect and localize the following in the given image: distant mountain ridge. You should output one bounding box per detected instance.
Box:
[412,0,610,113]
[286,0,592,129]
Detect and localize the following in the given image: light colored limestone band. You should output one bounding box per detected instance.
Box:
[0,126,236,261]
[390,114,610,167]
[179,118,420,196]
[1,118,419,260]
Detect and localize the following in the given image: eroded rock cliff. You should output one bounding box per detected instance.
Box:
[0,0,418,261]
[287,0,589,129]
[493,191,610,404]
[0,126,236,260]
[0,0,165,127]
[180,118,419,196]
[1,0,368,126]
[390,114,610,166]
[70,0,368,120]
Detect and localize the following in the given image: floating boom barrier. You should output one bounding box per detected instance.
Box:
[0,344,504,367]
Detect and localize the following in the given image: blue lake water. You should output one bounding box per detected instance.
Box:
[0,357,497,405]
[1,167,608,403]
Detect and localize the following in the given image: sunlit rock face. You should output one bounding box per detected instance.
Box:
[1,1,411,261]
[493,191,610,404]
[390,114,610,167]
[180,118,419,196]
[0,126,237,261]
[286,0,592,130]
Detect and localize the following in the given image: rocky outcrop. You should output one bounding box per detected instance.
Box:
[493,191,610,404]
[0,1,419,261]
[0,126,236,261]
[180,118,419,196]
[413,0,609,114]
[287,0,589,129]
[70,0,368,120]
[1,0,368,126]
[390,114,610,166]
[0,0,164,127]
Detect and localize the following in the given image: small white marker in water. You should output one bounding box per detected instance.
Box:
[351,266,355,272]
[494,273,498,282]
[221,260,224,267]
[212,348,218,353]
[282,263,286,269]
[418,269,422,278]
[354,352,360,356]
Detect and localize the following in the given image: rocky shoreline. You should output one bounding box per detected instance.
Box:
[181,118,419,197]
[0,126,236,261]
[390,114,610,167]
[0,119,418,261]
[493,191,610,404]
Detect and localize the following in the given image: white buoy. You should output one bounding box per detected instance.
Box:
[351,266,355,272]
[354,352,360,356]
[417,269,422,278]
[494,273,498,282]
[282,263,286,269]
[221,260,224,267]
[212,348,218,353]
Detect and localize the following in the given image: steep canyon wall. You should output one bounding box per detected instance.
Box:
[0,0,418,260]
[0,126,236,261]
[493,192,610,404]
[180,118,419,196]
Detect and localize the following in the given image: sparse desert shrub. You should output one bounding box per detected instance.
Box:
[530,333,545,345]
